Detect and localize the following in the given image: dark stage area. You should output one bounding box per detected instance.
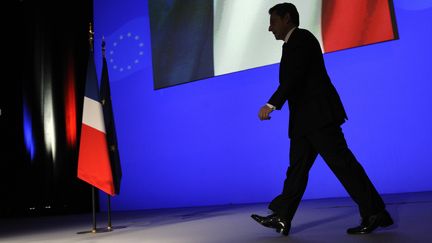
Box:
[1,191,431,242]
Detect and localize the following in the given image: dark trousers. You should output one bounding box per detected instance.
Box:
[269,124,385,221]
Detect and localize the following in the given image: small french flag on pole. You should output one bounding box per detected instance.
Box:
[77,47,115,196]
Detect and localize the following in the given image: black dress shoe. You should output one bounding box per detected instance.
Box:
[347,210,393,234]
[251,213,291,236]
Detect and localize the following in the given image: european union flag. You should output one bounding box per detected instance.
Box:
[100,40,122,195]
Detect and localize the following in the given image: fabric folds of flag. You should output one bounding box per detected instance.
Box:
[77,49,115,196]
[149,0,397,89]
[100,42,122,195]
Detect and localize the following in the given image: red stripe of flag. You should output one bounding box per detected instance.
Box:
[78,124,115,195]
[322,0,396,53]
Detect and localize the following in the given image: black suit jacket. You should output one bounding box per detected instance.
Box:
[268,28,348,138]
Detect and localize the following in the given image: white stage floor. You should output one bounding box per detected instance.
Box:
[1,191,431,243]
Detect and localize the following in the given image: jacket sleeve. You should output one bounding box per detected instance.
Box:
[267,37,312,110]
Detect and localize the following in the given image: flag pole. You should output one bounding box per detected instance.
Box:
[92,187,97,233]
[107,194,112,231]
[77,23,109,234]
[101,38,113,232]
[77,186,103,234]
[89,22,97,234]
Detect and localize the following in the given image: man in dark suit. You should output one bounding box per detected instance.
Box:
[251,3,393,236]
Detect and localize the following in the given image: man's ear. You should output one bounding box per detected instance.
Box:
[283,13,291,24]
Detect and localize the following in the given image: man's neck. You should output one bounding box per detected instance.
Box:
[286,24,296,33]
[284,25,297,43]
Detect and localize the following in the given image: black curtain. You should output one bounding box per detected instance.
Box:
[0,0,96,217]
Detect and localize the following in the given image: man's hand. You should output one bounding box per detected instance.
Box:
[258,105,274,121]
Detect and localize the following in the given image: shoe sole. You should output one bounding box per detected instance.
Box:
[347,218,394,235]
[251,215,289,236]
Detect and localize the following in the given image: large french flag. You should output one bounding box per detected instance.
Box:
[149,0,397,89]
[77,50,115,196]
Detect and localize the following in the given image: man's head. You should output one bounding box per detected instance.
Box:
[268,3,299,40]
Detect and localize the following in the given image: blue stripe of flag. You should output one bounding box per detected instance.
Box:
[85,51,100,101]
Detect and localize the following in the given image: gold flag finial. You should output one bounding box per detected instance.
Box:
[89,22,94,51]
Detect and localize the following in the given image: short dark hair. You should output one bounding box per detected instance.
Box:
[268,3,299,27]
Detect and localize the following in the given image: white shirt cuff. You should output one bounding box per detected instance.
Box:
[266,103,276,110]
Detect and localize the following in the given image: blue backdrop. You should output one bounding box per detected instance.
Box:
[94,0,432,211]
